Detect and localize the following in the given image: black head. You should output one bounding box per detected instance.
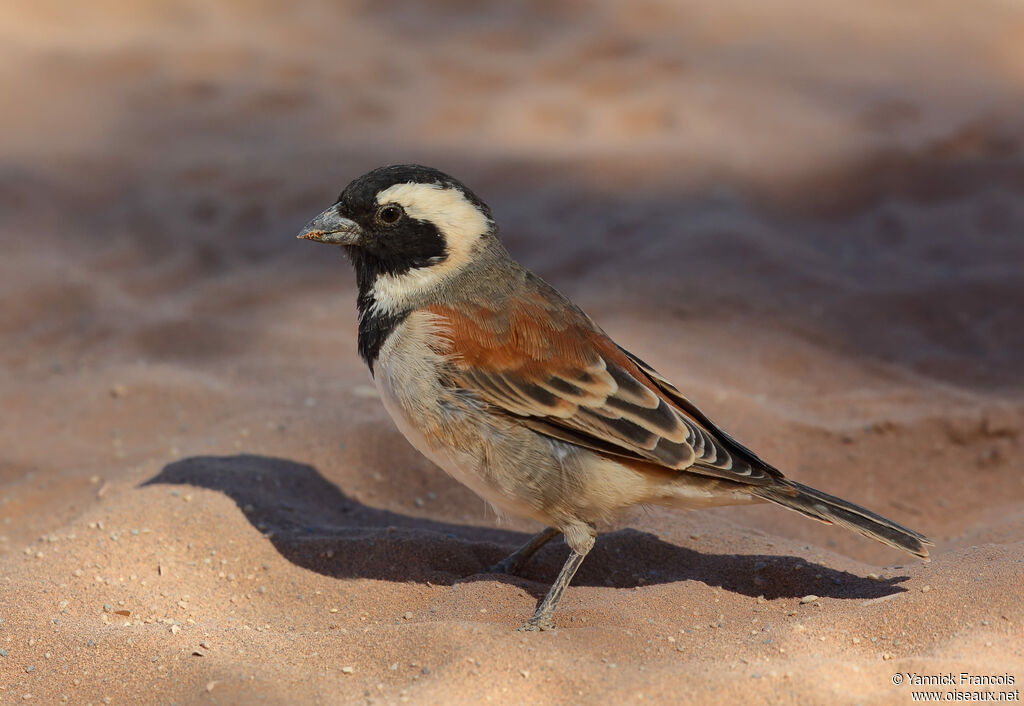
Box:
[298,164,493,279]
[296,164,499,369]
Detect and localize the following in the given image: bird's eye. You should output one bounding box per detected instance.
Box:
[377,205,403,225]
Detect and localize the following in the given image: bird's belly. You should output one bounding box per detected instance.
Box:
[372,365,547,523]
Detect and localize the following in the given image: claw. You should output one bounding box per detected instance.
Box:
[482,560,518,575]
[518,616,555,632]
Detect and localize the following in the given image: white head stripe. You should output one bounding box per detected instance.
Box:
[370,182,492,315]
[375,182,490,246]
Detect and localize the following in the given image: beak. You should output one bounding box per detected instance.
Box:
[296,205,362,245]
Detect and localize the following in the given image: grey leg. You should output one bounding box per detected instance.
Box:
[485,527,560,576]
[519,524,595,631]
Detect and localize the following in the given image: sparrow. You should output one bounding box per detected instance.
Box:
[297,164,931,630]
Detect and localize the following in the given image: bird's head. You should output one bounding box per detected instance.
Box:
[298,164,498,311]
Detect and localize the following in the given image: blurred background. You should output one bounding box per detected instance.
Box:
[2,0,1023,564]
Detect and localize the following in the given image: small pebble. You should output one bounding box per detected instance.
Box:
[799,595,819,605]
[341,666,355,674]
[403,612,413,620]
[921,585,932,593]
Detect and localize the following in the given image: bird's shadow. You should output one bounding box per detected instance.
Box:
[142,454,908,601]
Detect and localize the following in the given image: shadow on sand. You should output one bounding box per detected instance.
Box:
[143,454,908,601]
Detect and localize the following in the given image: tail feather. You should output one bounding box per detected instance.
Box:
[753,480,932,559]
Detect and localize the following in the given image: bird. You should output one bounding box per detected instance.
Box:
[297,164,931,630]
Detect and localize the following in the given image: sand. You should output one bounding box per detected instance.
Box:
[1,1,1023,703]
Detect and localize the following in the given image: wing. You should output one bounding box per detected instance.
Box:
[426,289,778,485]
[616,346,783,480]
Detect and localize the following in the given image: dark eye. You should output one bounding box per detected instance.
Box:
[377,205,403,225]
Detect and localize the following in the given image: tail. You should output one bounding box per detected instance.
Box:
[752,480,932,559]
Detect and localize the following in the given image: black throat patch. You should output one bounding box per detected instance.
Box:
[356,302,408,376]
[348,248,410,374]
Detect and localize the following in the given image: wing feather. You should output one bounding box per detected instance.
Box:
[618,347,783,480]
[427,295,777,485]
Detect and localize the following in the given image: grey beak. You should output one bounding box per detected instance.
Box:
[296,205,362,245]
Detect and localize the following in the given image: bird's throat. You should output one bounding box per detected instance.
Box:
[348,248,410,375]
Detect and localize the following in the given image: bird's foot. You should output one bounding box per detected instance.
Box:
[482,558,521,576]
[517,615,556,632]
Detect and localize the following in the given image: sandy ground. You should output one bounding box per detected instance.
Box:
[2,1,1023,703]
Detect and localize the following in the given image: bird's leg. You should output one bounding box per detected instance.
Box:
[485,527,560,576]
[519,524,595,631]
